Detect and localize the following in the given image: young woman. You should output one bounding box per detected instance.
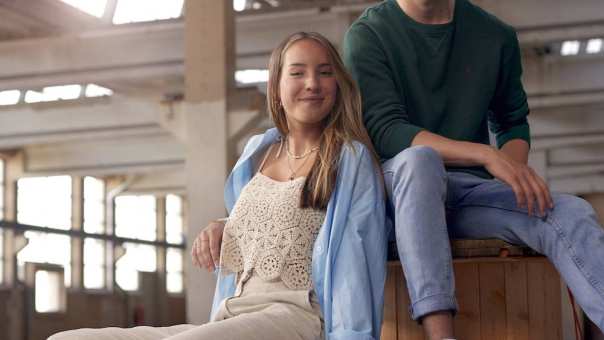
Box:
[49,31,388,340]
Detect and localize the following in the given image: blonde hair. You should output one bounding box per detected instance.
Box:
[267,31,380,209]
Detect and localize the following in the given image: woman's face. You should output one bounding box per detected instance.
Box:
[278,39,337,130]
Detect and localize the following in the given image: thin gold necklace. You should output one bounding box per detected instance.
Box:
[285,137,320,160]
[283,137,319,180]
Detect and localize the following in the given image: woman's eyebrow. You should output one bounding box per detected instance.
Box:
[287,62,332,67]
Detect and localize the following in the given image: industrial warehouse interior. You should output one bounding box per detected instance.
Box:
[0,0,604,339]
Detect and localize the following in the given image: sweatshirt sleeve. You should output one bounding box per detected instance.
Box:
[343,23,424,160]
[487,29,531,148]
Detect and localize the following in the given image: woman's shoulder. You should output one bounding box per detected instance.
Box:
[341,140,373,162]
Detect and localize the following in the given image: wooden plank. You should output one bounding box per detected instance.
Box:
[504,262,529,340]
[478,262,507,340]
[396,266,425,340]
[453,262,481,340]
[544,262,563,340]
[527,260,547,340]
[381,265,398,340]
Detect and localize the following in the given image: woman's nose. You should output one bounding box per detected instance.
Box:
[305,75,320,92]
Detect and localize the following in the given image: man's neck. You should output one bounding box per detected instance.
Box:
[397,0,455,24]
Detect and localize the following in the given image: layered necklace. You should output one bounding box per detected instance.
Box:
[277,136,320,180]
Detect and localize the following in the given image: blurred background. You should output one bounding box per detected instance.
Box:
[0,0,603,339]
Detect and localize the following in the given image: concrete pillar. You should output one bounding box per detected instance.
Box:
[3,151,24,340]
[4,151,24,286]
[183,0,234,324]
[71,176,84,289]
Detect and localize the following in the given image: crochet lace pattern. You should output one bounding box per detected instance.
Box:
[220,173,326,290]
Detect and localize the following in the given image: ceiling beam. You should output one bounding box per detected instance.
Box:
[23,133,184,176]
[1,3,603,97]
[0,96,163,148]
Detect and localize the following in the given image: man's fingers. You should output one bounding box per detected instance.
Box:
[509,176,526,209]
[529,168,554,214]
[517,174,535,216]
[523,170,546,216]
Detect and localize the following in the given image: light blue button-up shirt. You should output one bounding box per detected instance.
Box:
[211,128,389,340]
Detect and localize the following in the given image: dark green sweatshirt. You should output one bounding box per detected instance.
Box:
[343,0,530,178]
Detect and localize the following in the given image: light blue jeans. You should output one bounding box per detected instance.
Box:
[383,145,604,331]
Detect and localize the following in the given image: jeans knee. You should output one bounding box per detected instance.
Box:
[555,194,596,219]
[388,146,445,179]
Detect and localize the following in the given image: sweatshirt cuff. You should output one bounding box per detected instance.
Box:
[380,124,425,160]
[496,123,530,149]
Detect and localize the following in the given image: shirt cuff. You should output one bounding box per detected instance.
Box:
[495,123,530,149]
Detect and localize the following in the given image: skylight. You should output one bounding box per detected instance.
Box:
[560,40,581,56]
[0,90,21,106]
[113,0,184,25]
[234,0,247,12]
[59,0,107,18]
[85,84,113,97]
[586,38,603,54]
[235,69,269,84]
[25,85,82,104]
[15,84,112,105]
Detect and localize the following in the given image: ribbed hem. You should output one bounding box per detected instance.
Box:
[496,123,531,149]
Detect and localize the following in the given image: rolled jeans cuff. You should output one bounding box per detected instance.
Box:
[409,293,458,321]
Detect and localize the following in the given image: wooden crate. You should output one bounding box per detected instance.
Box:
[382,243,564,340]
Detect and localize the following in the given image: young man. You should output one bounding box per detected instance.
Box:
[343,0,604,339]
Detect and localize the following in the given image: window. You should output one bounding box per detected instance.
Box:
[17,176,72,286]
[166,194,184,293]
[115,243,156,291]
[83,238,105,289]
[115,195,156,241]
[17,176,72,230]
[112,0,184,25]
[83,176,106,289]
[34,268,66,313]
[166,248,183,293]
[84,176,105,234]
[166,194,183,244]
[18,232,71,287]
[115,195,157,290]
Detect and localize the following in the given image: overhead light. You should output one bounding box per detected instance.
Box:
[113,0,184,25]
[235,69,269,84]
[59,0,107,18]
[0,90,21,106]
[586,38,603,54]
[561,40,580,56]
[85,84,113,97]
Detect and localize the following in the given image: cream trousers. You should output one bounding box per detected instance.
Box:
[48,276,323,340]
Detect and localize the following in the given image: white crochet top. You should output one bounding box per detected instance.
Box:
[220,146,326,290]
